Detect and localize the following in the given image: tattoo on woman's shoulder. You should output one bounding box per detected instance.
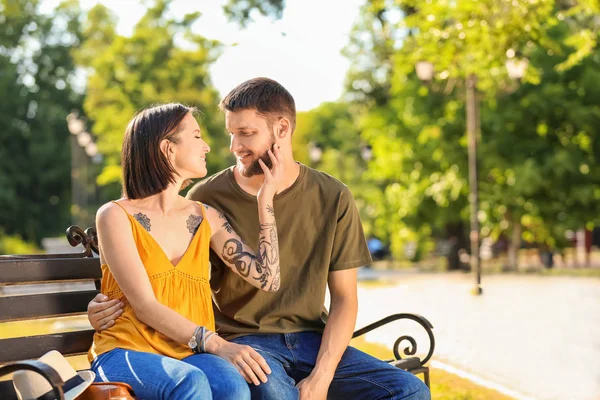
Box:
[134,213,151,231]
[187,214,203,235]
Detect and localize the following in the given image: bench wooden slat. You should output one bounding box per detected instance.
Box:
[0,258,101,285]
[0,330,95,364]
[0,290,99,322]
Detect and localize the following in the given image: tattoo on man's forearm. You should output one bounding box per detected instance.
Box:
[270,265,281,291]
[134,213,151,231]
[204,204,225,219]
[222,220,234,234]
[187,214,203,235]
[221,222,280,289]
[266,205,275,217]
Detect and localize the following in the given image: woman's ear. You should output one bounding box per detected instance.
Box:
[160,139,171,158]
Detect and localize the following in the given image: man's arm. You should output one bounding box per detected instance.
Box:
[296,268,358,399]
[88,293,124,331]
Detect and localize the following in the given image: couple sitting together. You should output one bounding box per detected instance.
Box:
[86,77,430,400]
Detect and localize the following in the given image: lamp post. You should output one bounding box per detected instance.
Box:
[66,112,102,228]
[465,73,481,295]
[415,55,527,295]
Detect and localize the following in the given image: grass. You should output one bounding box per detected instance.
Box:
[350,336,514,400]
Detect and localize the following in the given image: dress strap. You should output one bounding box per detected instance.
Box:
[196,202,207,219]
[111,200,130,216]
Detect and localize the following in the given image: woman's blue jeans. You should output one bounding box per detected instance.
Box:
[231,332,430,400]
[91,348,250,400]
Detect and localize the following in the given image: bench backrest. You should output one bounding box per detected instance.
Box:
[0,226,101,398]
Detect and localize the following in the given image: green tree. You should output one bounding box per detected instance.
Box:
[293,102,386,243]
[345,0,600,263]
[479,26,600,254]
[75,0,229,199]
[0,0,84,245]
[223,0,285,27]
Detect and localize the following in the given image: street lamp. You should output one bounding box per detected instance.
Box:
[505,52,529,81]
[66,112,102,227]
[360,144,373,162]
[415,56,526,295]
[308,142,323,165]
[415,61,435,81]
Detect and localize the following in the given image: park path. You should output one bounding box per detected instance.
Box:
[355,271,600,400]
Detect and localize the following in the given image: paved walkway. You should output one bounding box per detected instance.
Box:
[355,271,600,400]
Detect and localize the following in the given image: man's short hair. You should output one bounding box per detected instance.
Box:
[121,103,196,199]
[219,77,296,132]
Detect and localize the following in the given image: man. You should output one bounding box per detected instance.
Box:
[88,77,430,400]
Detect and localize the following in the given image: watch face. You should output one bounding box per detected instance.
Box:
[188,337,197,349]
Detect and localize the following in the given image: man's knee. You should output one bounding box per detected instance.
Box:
[213,374,251,400]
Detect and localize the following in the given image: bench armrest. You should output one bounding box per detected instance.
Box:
[0,226,97,260]
[352,313,435,365]
[0,360,65,400]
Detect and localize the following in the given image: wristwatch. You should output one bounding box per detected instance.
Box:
[188,326,202,353]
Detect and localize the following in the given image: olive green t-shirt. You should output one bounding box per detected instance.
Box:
[186,163,372,339]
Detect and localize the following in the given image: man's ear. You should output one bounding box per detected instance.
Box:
[276,117,291,139]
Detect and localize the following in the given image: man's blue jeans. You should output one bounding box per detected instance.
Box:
[232,332,430,400]
[91,348,250,400]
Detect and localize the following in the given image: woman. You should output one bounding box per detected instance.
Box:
[88,103,283,400]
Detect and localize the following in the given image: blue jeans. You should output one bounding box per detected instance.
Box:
[232,332,430,400]
[91,348,250,400]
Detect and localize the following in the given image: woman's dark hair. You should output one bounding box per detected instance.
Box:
[121,103,196,199]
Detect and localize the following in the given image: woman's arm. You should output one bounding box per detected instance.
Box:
[96,202,196,345]
[95,203,273,384]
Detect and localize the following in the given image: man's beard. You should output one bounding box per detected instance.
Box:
[239,137,276,178]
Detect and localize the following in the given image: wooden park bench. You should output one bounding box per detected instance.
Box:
[0,226,435,399]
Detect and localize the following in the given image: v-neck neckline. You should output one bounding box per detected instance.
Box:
[132,216,203,269]
[115,201,205,269]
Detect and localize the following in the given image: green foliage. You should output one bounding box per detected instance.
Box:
[0,0,84,243]
[479,35,600,246]
[75,0,231,198]
[342,0,600,259]
[222,0,285,27]
[3,0,598,261]
[294,102,396,247]
[0,231,40,254]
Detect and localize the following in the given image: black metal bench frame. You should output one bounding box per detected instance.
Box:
[0,226,435,399]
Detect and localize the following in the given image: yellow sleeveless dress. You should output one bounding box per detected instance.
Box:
[88,201,214,362]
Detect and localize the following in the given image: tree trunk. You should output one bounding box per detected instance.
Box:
[507,221,521,271]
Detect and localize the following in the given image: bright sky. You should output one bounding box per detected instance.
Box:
[42,0,364,111]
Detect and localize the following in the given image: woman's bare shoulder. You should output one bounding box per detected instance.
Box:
[96,200,129,225]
